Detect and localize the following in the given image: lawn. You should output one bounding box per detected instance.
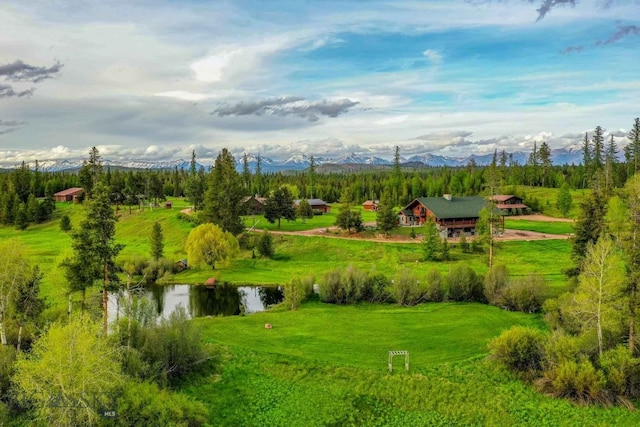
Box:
[181,302,639,426]
[512,185,589,219]
[504,219,575,235]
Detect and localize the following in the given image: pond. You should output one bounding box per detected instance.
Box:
[110,283,283,319]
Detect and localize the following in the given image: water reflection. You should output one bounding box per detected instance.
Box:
[111,283,283,320]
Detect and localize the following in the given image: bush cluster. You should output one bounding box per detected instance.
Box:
[118,256,178,284]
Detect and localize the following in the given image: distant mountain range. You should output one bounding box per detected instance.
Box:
[14,145,589,173]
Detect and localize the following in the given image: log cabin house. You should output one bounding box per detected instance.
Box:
[398,194,494,237]
[489,195,529,215]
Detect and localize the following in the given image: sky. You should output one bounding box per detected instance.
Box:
[0,0,639,166]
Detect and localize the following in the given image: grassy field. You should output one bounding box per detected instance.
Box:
[512,185,589,219]
[0,199,574,311]
[504,219,575,235]
[181,302,639,426]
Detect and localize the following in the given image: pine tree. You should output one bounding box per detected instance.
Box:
[202,148,246,235]
[309,156,316,199]
[184,150,205,211]
[628,118,640,176]
[241,153,252,191]
[296,198,314,224]
[582,132,591,188]
[592,126,605,171]
[376,187,396,234]
[422,219,439,261]
[264,186,297,229]
[440,238,450,261]
[605,134,618,193]
[556,183,573,218]
[150,221,164,260]
[61,180,123,335]
[538,142,552,187]
[571,179,607,274]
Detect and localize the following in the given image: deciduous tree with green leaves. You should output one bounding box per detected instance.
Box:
[569,236,626,357]
[185,224,239,269]
[13,316,123,426]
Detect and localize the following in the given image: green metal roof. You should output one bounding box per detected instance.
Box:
[410,196,489,219]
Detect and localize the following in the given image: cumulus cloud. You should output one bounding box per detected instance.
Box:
[212,96,359,122]
[0,60,63,83]
[597,24,640,45]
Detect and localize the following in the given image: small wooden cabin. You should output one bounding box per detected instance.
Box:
[54,188,84,203]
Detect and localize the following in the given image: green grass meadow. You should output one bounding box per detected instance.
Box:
[4,195,640,425]
[183,302,639,426]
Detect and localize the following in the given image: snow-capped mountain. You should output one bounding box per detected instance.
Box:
[7,143,597,173]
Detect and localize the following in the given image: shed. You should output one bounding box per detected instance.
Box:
[54,187,84,203]
[165,201,173,209]
[204,277,217,287]
[362,200,379,211]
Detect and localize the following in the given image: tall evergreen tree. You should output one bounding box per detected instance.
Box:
[264,186,296,229]
[571,178,607,275]
[582,132,591,188]
[592,125,605,171]
[376,187,397,234]
[184,150,205,211]
[628,117,640,176]
[241,153,252,192]
[526,142,539,186]
[538,142,552,187]
[253,154,264,197]
[150,221,164,260]
[605,134,618,193]
[62,180,122,335]
[308,155,316,199]
[202,148,246,235]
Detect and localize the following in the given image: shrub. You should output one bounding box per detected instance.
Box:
[361,272,391,303]
[424,269,445,302]
[543,332,584,369]
[538,359,606,404]
[489,326,546,377]
[126,307,209,386]
[503,274,546,313]
[340,265,368,304]
[284,276,313,310]
[117,380,208,426]
[319,268,342,304]
[237,233,256,250]
[142,258,176,284]
[59,214,72,232]
[599,345,640,401]
[257,230,275,258]
[484,264,510,306]
[391,269,423,306]
[0,346,16,401]
[447,265,484,302]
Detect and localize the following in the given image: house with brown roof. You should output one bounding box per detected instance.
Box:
[293,199,330,214]
[54,187,83,203]
[243,195,267,215]
[489,195,529,215]
[398,194,497,238]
